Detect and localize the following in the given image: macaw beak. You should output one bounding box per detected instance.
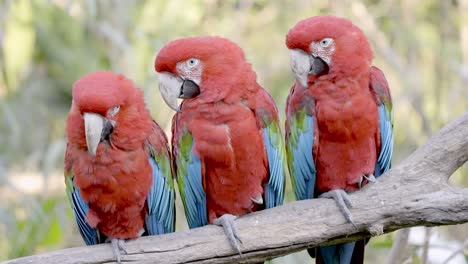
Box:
[289,49,329,88]
[158,72,200,112]
[83,113,114,156]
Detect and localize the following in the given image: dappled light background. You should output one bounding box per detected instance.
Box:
[0,0,467,263]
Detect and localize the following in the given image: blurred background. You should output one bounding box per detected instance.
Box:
[0,0,466,263]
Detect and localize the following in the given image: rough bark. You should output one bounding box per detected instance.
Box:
[3,113,468,264]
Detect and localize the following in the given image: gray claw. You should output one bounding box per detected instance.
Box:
[111,238,127,263]
[118,239,128,254]
[358,173,377,189]
[213,214,243,255]
[250,195,263,205]
[364,173,376,183]
[319,189,356,228]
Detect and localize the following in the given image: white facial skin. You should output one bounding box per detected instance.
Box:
[176,58,203,85]
[158,58,204,111]
[310,37,335,64]
[289,37,336,88]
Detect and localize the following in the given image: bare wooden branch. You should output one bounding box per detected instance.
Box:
[3,113,468,264]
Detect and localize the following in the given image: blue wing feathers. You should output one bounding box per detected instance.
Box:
[291,115,316,200]
[146,157,175,234]
[375,105,393,177]
[183,142,207,228]
[69,181,99,245]
[263,127,285,208]
[370,66,394,177]
[319,242,356,264]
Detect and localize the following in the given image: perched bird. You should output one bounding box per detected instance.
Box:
[154,36,286,253]
[65,71,175,263]
[285,16,393,263]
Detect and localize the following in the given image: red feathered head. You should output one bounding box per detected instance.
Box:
[286,16,373,86]
[67,71,152,155]
[154,36,258,111]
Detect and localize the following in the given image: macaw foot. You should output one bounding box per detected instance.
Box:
[110,238,127,264]
[213,214,243,255]
[358,173,376,189]
[319,189,356,227]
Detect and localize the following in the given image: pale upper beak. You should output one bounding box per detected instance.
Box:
[83,112,114,156]
[289,49,329,88]
[158,72,200,112]
[289,49,311,88]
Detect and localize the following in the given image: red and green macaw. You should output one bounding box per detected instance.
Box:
[285,16,394,264]
[154,36,286,253]
[65,71,175,263]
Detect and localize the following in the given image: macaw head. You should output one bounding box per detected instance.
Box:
[286,16,373,87]
[154,36,257,111]
[67,71,151,156]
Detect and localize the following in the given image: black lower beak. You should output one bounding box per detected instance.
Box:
[101,120,114,142]
[309,56,329,76]
[179,80,200,99]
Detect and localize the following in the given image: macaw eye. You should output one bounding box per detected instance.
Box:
[186,58,200,68]
[107,105,120,117]
[319,38,333,48]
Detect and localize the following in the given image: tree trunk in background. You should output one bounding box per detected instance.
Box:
[385,229,411,264]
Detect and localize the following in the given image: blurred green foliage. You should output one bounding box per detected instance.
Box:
[0,0,466,263]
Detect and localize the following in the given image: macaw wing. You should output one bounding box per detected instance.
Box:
[254,90,286,209]
[145,122,175,235]
[64,147,100,245]
[285,89,317,200]
[172,114,207,228]
[370,66,394,177]
[262,124,286,208]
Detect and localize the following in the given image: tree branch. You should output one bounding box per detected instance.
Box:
[3,113,468,264]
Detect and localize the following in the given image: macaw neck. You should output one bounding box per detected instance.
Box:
[198,65,259,104]
[329,58,371,80]
[308,71,370,102]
